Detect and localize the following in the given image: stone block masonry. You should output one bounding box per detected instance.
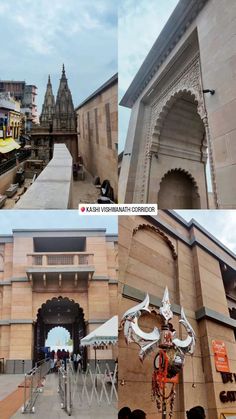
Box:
[15,144,72,209]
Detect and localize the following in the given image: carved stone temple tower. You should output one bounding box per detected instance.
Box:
[53,64,76,132]
[31,65,78,162]
[39,75,55,130]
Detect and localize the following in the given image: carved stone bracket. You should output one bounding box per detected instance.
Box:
[43,273,46,288]
[74,273,78,287]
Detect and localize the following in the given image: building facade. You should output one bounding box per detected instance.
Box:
[0,228,118,371]
[119,0,236,209]
[76,74,118,201]
[119,212,236,419]
[0,93,21,155]
[0,81,38,131]
[31,66,78,163]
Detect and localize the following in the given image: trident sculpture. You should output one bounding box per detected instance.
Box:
[122,287,196,418]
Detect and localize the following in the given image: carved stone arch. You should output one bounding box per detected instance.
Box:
[133,223,177,260]
[36,295,85,323]
[158,168,199,194]
[157,168,201,209]
[151,88,205,156]
[34,296,86,362]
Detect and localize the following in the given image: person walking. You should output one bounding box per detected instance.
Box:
[73,352,78,372]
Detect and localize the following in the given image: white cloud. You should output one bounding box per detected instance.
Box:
[0,0,117,116]
[2,0,114,56]
[119,0,178,92]
[176,210,236,254]
[118,0,178,149]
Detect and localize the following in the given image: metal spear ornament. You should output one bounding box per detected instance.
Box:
[121,287,196,418]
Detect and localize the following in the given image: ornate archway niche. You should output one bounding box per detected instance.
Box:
[158,168,201,209]
[150,88,206,157]
[138,55,218,208]
[133,224,177,260]
[130,223,178,305]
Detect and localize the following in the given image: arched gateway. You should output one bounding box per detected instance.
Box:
[0,228,118,373]
[34,297,86,363]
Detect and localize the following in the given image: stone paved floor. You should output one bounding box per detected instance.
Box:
[0,169,99,210]
[0,374,24,401]
[1,179,33,209]
[12,373,117,419]
[71,169,100,208]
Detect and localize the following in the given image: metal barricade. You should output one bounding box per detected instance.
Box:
[57,360,118,413]
[58,362,72,416]
[21,358,50,414]
[78,362,118,406]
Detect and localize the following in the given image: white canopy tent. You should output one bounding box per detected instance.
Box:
[80,315,118,347]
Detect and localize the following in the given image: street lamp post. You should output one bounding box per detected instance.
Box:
[121,287,196,418]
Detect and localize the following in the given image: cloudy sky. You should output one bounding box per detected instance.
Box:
[0,210,235,254]
[0,211,118,234]
[0,0,117,114]
[176,210,236,254]
[119,0,179,152]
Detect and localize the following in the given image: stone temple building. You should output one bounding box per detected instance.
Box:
[76,73,118,201]
[119,212,236,418]
[119,0,236,209]
[0,228,117,372]
[31,65,77,162]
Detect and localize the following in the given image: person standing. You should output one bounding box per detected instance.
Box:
[76,352,82,372]
[73,352,78,372]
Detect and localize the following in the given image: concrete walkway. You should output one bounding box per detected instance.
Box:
[71,169,100,208]
[12,373,117,419]
[0,374,24,401]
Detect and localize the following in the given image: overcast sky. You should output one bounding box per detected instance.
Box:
[0,0,117,114]
[0,210,235,254]
[0,211,118,234]
[119,0,179,152]
[176,210,236,254]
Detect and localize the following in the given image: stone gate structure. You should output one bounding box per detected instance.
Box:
[120,0,236,209]
[0,228,118,371]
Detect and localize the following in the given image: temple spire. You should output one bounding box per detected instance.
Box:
[40,74,55,127]
[62,63,66,78]
[53,64,75,131]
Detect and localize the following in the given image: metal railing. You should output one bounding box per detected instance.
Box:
[58,363,73,416]
[0,149,31,176]
[21,358,50,414]
[27,252,94,267]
